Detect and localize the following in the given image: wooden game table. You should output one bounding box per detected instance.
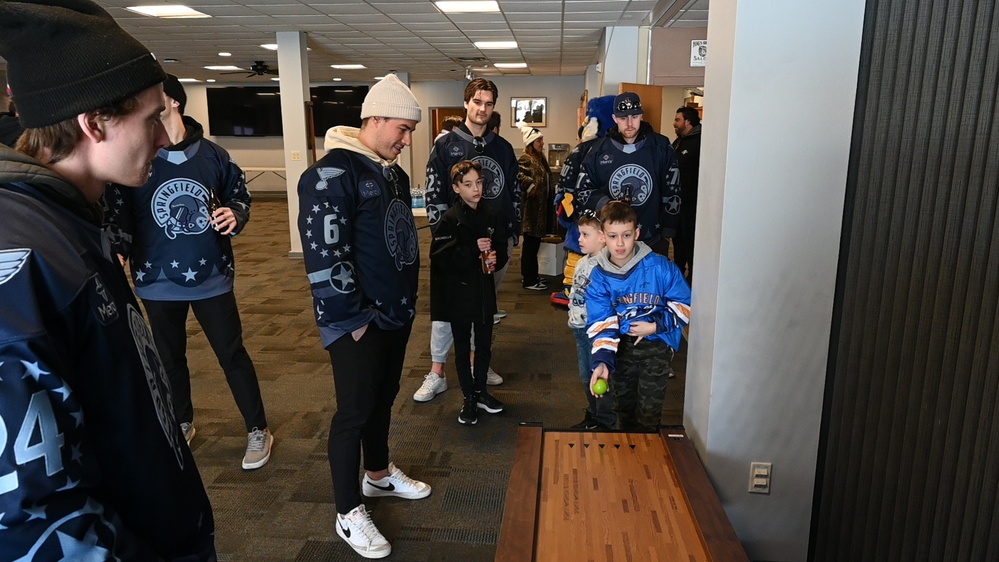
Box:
[496,424,748,561]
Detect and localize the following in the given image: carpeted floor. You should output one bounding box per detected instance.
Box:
[182,198,687,561]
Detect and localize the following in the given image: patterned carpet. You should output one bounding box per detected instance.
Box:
[182,198,687,561]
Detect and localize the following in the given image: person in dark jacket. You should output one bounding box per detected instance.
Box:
[672,106,702,278]
[298,74,431,560]
[431,161,509,426]
[0,91,24,147]
[0,1,215,559]
[104,75,273,469]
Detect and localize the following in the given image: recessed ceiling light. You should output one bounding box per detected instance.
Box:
[374,76,385,80]
[125,5,210,18]
[260,44,278,51]
[218,52,231,57]
[493,62,527,69]
[331,64,366,70]
[207,79,216,83]
[271,77,281,81]
[163,58,179,63]
[204,65,243,71]
[435,1,499,13]
[332,77,343,82]
[177,78,201,83]
[474,41,517,50]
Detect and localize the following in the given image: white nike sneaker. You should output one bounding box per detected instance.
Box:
[413,372,447,402]
[362,462,432,500]
[336,504,390,559]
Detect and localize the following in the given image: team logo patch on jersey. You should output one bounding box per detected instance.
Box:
[448,144,465,158]
[316,167,346,191]
[609,164,653,205]
[0,248,30,286]
[473,156,504,200]
[600,153,614,166]
[665,194,681,214]
[151,179,212,240]
[328,261,356,294]
[385,199,419,270]
[359,179,381,199]
[127,304,184,468]
[89,273,118,325]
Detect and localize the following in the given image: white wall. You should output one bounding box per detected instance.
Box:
[183,75,584,193]
[685,0,866,560]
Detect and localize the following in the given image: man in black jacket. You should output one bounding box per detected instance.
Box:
[672,106,702,278]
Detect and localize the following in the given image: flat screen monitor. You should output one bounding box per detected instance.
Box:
[206,85,369,137]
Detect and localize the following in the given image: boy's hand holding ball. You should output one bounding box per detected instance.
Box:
[590,363,610,397]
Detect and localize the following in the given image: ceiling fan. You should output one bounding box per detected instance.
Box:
[221,61,278,78]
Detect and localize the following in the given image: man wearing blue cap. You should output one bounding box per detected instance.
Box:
[572,92,682,256]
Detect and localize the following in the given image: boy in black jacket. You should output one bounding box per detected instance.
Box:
[430,161,509,425]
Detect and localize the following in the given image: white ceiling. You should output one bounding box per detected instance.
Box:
[2,0,709,84]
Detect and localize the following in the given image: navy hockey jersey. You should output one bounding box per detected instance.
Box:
[299,126,420,347]
[104,116,250,302]
[425,124,521,239]
[575,122,681,244]
[0,146,215,560]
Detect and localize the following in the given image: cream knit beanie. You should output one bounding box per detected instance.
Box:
[361,74,422,123]
[521,125,543,146]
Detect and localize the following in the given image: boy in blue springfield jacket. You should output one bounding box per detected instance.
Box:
[587,202,691,431]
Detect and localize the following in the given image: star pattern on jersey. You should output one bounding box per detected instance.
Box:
[134,270,146,282]
[170,260,179,268]
[0,512,6,531]
[331,263,355,293]
[71,444,84,464]
[53,382,71,401]
[56,524,110,561]
[70,410,83,427]
[25,502,47,521]
[21,360,49,382]
[182,268,198,282]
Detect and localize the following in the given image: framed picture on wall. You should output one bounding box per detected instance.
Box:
[511,97,547,128]
[430,106,466,144]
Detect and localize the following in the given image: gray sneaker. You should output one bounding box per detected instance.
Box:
[180,422,195,446]
[242,427,273,470]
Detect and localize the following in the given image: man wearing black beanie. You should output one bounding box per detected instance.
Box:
[0,1,216,560]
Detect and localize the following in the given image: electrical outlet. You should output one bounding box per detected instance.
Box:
[291,150,301,161]
[749,462,772,494]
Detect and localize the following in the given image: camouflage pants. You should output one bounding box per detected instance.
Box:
[613,336,674,432]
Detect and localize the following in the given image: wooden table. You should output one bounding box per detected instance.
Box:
[496,424,748,562]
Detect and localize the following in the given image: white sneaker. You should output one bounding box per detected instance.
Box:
[413,372,447,402]
[180,422,195,446]
[336,505,391,559]
[242,427,273,470]
[362,462,432,500]
[495,309,508,318]
[486,367,503,386]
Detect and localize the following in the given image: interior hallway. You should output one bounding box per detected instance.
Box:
[184,198,688,561]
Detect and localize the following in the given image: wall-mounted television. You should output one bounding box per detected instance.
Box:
[206,85,369,137]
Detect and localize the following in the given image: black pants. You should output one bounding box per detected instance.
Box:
[143,292,267,432]
[326,321,412,514]
[451,320,493,397]
[521,233,542,285]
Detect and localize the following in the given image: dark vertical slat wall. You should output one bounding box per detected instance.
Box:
[814,0,999,560]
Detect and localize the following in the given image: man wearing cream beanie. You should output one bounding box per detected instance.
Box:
[300,74,429,559]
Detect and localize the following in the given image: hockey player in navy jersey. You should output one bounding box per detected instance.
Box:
[104,75,273,470]
[0,1,215,559]
[299,74,432,559]
[573,92,682,257]
[587,202,691,432]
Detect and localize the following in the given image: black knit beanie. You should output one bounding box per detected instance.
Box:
[0,0,166,128]
[162,74,187,114]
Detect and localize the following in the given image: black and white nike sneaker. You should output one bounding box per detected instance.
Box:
[336,504,390,559]
[362,462,432,500]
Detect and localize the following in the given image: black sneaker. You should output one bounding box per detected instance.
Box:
[458,397,478,425]
[569,410,599,430]
[475,391,505,414]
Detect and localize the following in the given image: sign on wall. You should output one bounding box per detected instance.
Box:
[690,40,707,67]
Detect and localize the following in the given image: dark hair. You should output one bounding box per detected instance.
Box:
[17,94,140,164]
[598,201,638,229]
[441,115,463,131]
[676,106,700,126]
[487,110,501,131]
[464,78,498,104]
[450,159,483,186]
[524,139,549,169]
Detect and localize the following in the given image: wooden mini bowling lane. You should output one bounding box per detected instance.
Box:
[496,425,748,562]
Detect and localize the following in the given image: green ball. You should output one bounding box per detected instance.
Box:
[592,379,608,396]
